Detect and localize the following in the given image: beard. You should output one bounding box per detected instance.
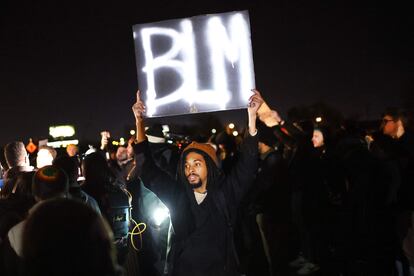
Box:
[186,174,203,189]
[189,181,203,189]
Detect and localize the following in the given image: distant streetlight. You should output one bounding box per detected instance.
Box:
[120,137,125,146]
[232,131,238,137]
[211,128,217,134]
[130,130,136,135]
[315,117,322,123]
[228,123,235,129]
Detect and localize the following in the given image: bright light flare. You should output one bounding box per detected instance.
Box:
[152,206,170,226]
[47,139,79,149]
[119,138,125,146]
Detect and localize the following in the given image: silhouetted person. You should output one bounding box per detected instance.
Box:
[2,166,69,275]
[81,152,130,264]
[53,155,100,214]
[22,198,122,276]
[375,108,414,274]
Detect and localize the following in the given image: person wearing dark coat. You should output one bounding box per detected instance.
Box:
[131,89,263,276]
[235,121,290,276]
[375,108,414,274]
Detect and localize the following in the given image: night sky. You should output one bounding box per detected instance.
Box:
[1,1,413,146]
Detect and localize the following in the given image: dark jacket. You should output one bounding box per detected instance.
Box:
[133,134,258,276]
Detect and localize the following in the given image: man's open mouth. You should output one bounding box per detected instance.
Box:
[187,173,199,183]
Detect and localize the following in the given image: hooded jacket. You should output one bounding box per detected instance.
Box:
[133,134,258,276]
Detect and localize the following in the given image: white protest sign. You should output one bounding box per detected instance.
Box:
[132,10,255,117]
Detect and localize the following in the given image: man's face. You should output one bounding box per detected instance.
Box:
[184,152,208,189]
[116,147,128,162]
[381,115,399,138]
[312,130,324,148]
[66,145,78,157]
[126,143,134,159]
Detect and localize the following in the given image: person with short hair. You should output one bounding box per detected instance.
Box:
[66,144,79,157]
[379,108,414,274]
[52,155,100,214]
[3,142,30,170]
[312,129,324,148]
[1,142,33,199]
[381,108,410,140]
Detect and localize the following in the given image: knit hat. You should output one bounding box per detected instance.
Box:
[182,142,219,166]
[32,165,69,200]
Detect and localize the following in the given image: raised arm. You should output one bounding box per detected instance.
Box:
[131,90,179,209]
[257,99,284,127]
[223,89,263,208]
[256,95,309,147]
[248,89,264,135]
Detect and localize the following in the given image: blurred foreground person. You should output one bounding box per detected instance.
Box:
[22,198,122,276]
[131,89,263,276]
[3,165,69,275]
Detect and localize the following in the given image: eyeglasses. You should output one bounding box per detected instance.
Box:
[381,118,395,124]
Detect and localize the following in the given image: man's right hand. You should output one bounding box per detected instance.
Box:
[100,131,110,150]
[132,90,146,121]
[132,90,147,143]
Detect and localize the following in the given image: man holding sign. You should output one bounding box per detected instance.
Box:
[132,89,263,275]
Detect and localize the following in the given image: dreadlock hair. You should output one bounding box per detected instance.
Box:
[177,148,224,191]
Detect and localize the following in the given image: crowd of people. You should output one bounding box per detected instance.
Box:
[0,89,413,276]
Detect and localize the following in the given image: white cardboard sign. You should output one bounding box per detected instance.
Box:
[133,10,255,117]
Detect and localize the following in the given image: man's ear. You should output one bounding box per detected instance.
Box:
[25,154,30,166]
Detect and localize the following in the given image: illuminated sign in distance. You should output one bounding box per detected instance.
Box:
[49,125,75,138]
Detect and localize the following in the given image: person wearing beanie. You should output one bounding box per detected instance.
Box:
[131,89,263,276]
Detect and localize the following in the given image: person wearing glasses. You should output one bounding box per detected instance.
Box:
[379,108,414,275]
[381,109,408,140]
